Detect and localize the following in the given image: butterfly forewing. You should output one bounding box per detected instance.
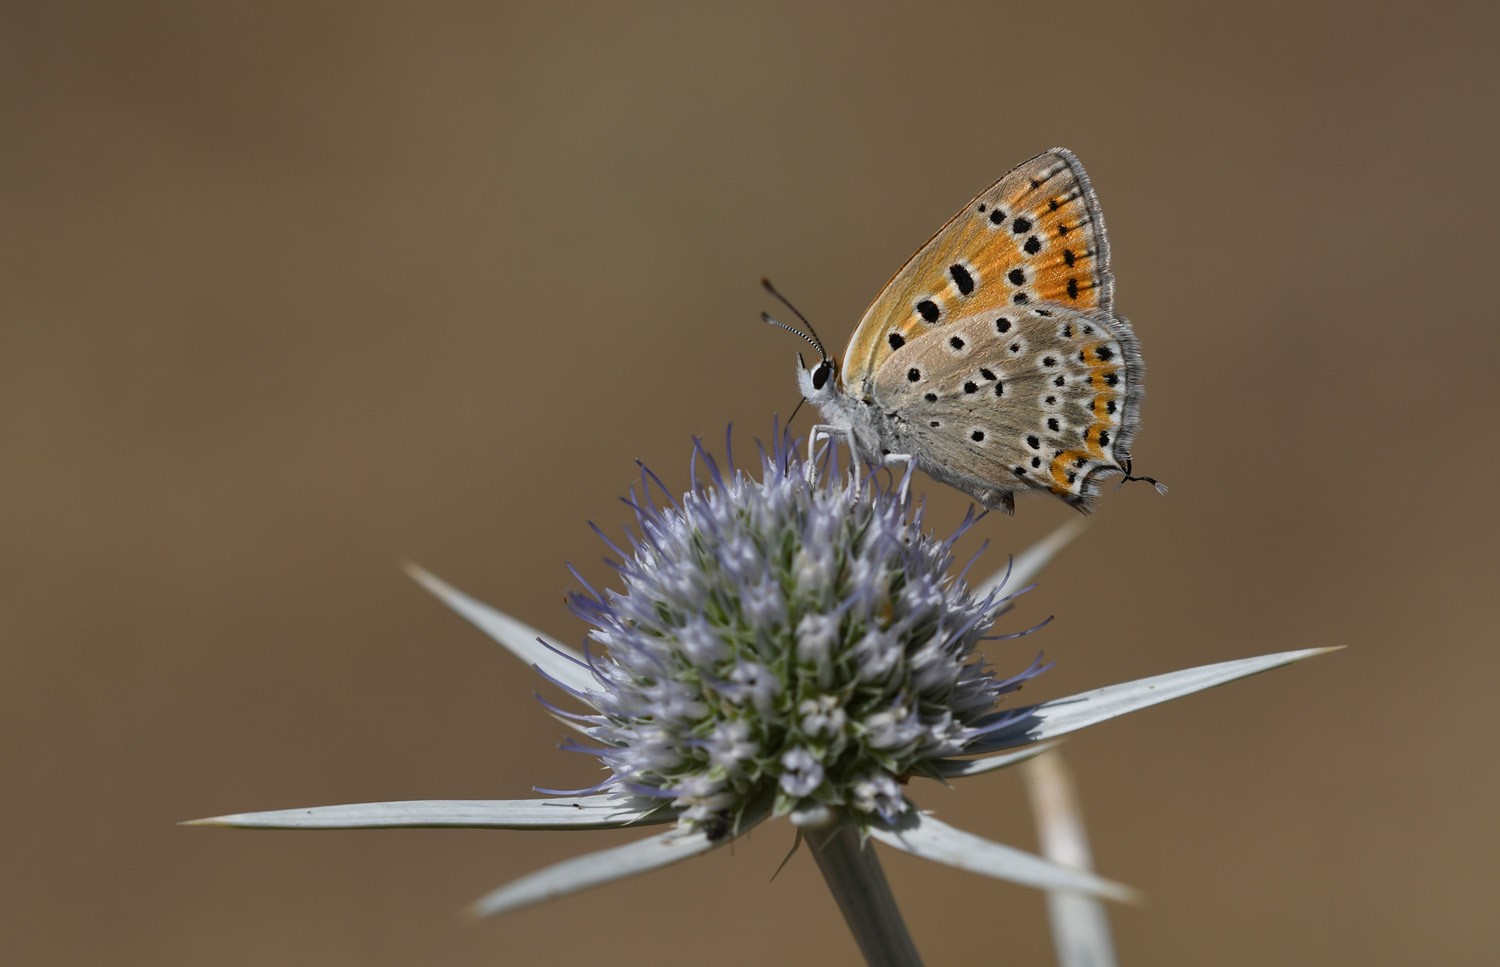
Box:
[869,303,1142,513]
[843,148,1113,387]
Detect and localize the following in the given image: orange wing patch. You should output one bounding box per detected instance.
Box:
[842,148,1114,387]
[1047,336,1127,496]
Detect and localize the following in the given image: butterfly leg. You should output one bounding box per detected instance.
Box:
[806,424,838,485]
[807,424,864,490]
[881,453,916,505]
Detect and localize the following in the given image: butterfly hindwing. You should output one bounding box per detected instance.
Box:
[869,303,1142,513]
[843,148,1113,389]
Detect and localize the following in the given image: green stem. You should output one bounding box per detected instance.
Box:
[807,816,921,967]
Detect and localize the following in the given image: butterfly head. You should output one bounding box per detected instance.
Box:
[796,349,840,402]
[761,278,842,401]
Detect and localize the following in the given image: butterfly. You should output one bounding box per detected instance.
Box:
[767,147,1156,515]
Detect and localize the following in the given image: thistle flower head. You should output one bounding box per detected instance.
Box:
[193,422,1332,937]
[558,427,1046,832]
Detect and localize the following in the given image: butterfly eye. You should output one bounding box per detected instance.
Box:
[811,361,833,391]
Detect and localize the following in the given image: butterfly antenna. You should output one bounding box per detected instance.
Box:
[1117,458,1169,496]
[760,309,820,426]
[760,277,828,362]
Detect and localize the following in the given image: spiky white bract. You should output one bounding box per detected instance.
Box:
[1024,752,1119,967]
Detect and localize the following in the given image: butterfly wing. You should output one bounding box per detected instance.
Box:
[869,304,1142,513]
[842,148,1113,389]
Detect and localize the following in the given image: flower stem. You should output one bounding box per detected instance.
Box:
[807,816,921,966]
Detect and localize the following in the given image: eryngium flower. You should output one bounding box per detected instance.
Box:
[190,425,1333,942]
[559,427,1046,835]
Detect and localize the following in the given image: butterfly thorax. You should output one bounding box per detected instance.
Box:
[804,362,930,473]
[798,363,887,457]
[836,388,894,460]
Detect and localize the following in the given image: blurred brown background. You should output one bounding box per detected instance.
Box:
[4,1,1496,964]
